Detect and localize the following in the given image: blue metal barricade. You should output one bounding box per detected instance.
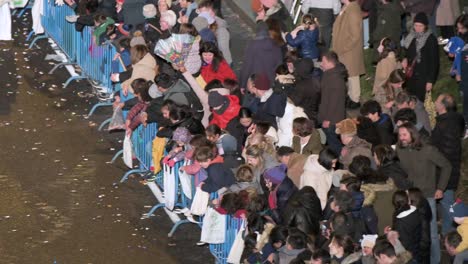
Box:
[120,122,158,183]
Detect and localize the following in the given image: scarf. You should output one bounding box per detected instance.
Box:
[403,30,431,63]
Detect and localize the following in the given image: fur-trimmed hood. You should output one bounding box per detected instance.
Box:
[360,179,396,206]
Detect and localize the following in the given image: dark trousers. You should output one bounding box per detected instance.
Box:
[307,8,334,49]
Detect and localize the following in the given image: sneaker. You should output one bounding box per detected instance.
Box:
[438,37,449,45]
[174,208,190,214]
[196,241,207,246]
[187,215,201,224]
[65,15,79,23]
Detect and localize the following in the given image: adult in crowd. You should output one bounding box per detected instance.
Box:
[276,146,308,188]
[332,0,365,109]
[318,51,348,156]
[300,0,341,49]
[335,118,373,170]
[394,91,432,134]
[432,93,465,235]
[360,100,395,146]
[290,58,321,123]
[396,122,452,264]
[402,12,439,103]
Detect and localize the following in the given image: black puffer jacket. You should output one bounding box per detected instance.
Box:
[431,111,465,190]
[378,160,413,190]
[290,58,321,123]
[393,206,423,262]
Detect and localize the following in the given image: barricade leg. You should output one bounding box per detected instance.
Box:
[49,61,76,74]
[26,30,34,41]
[63,75,87,88]
[110,150,123,163]
[120,169,144,183]
[98,117,112,131]
[145,204,166,218]
[17,6,31,18]
[86,102,113,117]
[29,34,48,49]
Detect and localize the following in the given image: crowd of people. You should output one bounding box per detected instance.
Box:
[31,0,468,262]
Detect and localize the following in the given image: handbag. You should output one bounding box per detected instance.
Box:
[190,187,209,215]
[163,164,176,210]
[227,220,246,264]
[123,134,133,168]
[200,207,227,244]
[405,59,416,79]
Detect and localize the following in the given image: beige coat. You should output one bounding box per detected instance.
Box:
[373,52,398,95]
[122,53,157,92]
[332,2,366,77]
[436,0,460,26]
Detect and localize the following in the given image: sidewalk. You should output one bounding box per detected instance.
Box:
[225,0,256,29]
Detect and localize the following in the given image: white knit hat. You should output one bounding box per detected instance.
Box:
[143,4,157,18]
[160,10,177,28]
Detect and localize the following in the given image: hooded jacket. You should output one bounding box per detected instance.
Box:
[239,22,283,89]
[201,156,236,193]
[252,90,287,129]
[361,180,396,234]
[122,53,157,90]
[290,58,321,122]
[377,160,413,190]
[200,59,237,84]
[210,95,241,130]
[318,63,348,124]
[393,206,423,262]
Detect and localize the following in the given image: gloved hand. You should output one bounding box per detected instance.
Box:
[162,156,171,164]
[167,159,175,167]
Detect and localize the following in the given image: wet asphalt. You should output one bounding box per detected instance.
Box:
[0,3,253,264]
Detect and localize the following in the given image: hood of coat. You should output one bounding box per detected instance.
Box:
[360,179,396,206]
[303,154,329,174]
[294,58,315,80]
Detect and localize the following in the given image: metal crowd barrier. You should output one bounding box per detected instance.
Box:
[120,122,158,183]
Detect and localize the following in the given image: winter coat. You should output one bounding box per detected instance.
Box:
[270,177,298,223]
[250,90,287,129]
[252,153,280,195]
[286,28,320,60]
[201,158,236,193]
[377,161,413,190]
[277,99,308,147]
[290,58,321,122]
[240,27,283,89]
[318,63,348,124]
[286,153,308,188]
[431,111,465,190]
[122,53,156,90]
[278,246,305,264]
[436,0,460,26]
[163,79,195,106]
[210,95,241,130]
[184,37,202,75]
[339,136,373,170]
[361,180,396,234]
[396,143,452,197]
[273,73,295,96]
[200,59,237,84]
[372,1,403,47]
[402,0,437,14]
[332,2,366,77]
[373,52,399,97]
[331,252,363,264]
[292,130,323,155]
[374,113,395,145]
[404,33,439,102]
[416,197,432,264]
[393,206,423,262]
[263,2,294,32]
[300,154,334,210]
[225,117,249,152]
[214,17,233,65]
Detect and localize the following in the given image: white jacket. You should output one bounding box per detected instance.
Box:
[300,154,333,210]
[276,100,308,147]
[301,0,342,15]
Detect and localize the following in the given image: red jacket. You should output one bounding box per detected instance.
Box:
[201,59,237,83]
[210,95,241,129]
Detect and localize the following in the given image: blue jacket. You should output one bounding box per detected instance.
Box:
[286,29,319,60]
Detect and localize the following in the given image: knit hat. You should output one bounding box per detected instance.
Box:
[192,16,209,32]
[260,0,277,8]
[413,12,428,26]
[199,11,215,25]
[263,164,287,185]
[335,118,357,135]
[172,127,192,143]
[208,91,227,108]
[143,4,157,18]
[130,31,146,47]
[251,0,263,12]
[199,28,217,43]
[160,10,177,28]
[361,234,378,249]
[253,73,271,91]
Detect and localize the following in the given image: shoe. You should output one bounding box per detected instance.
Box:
[65,15,79,23]
[187,215,201,224]
[196,241,207,246]
[174,208,190,214]
[438,37,449,45]
[347,100,361,110]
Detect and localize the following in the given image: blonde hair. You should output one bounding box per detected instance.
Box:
[130,45,149,65]
[236,164,254,182]
[247,133,276,157]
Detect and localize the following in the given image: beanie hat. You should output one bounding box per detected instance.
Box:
[130,32,146,47]
[413,12,429,26]
[192,16,209,32]
[361,234,378,249]
[143,4,157,18]
[172,127,192,143]
[208,91,228,108]
[161,10,177,28]
[263,164,287,185]
[335,118,357,135]
[254,73,271,91]
[199,11,215,25]
[199,28,217,44]
[251,0,263,12]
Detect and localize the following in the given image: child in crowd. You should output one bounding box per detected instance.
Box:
[195,145,235,193]
[162,127,192,167]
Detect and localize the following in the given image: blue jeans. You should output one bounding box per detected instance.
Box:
[363,18,369,48]
[440,189,455,235]
[323,125,342,157]
[427,198,440,264]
